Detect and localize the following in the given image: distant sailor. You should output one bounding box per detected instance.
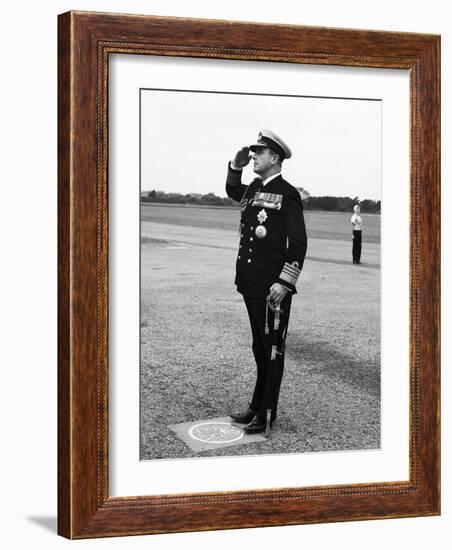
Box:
[351,204,363,264]
[225,130,308,435]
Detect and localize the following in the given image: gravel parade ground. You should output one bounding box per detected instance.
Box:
[140,203,381,460]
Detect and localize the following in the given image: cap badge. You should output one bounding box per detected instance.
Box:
[258,132,263,141]
[257,209,268,224]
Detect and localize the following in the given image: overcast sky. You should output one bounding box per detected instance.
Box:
[141,89,381,201]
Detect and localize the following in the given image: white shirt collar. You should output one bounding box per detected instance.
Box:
[261,172,281,186]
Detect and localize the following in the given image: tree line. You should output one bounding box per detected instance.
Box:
[303,195,380,213]
[141,190,381,214]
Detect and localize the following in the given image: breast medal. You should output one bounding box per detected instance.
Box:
[256,209,268,239]
[255,225,267,239]
[257,209,268,223]
[251,192,283,210]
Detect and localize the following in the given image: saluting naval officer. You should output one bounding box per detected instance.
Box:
[226,130,308,435]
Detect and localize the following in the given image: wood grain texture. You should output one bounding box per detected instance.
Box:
[57,11,440,539]
[57,10,72,538]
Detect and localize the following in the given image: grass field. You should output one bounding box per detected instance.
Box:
[140,203,380,459]
[141,202,381,243]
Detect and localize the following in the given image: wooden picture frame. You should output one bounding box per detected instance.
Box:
[58,11,440,539]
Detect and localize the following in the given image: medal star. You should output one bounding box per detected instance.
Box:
[257,209,268,223]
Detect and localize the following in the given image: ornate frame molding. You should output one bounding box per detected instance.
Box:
[58,11,440,538]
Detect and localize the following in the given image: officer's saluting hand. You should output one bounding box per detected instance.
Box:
[231,146,252,170]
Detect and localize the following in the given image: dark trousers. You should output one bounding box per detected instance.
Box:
[352,230,362,262]
[243,293,292,421]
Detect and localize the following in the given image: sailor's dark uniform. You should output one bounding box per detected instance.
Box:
[226,163,308,422]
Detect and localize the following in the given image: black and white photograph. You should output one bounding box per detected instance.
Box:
[139,89,381,460]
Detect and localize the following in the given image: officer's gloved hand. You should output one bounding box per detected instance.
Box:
[267,283,289,311]
[231,146,252,170]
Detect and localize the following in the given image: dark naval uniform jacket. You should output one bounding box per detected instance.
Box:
[226,163,308,297]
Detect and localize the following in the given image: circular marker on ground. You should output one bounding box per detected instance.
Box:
[188,422,244,444]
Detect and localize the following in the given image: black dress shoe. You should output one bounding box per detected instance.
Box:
[230,408,256,424]
[243,416,274,435]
